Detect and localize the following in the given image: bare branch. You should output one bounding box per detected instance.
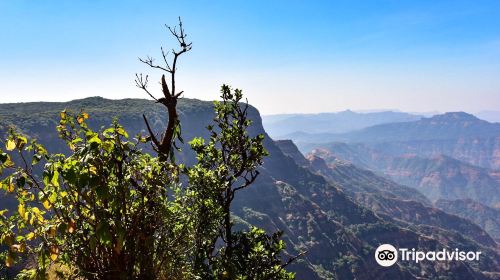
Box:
[166,17,193,56]
[160,47,172,71]
[233,170,259,192]
[143,114,160,148]
[174,91,184,98]
[139,56,171,73]
[137,18,192,160]
[135,73,159,102]
[282,251,307,268]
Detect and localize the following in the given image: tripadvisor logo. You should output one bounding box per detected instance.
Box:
[374,244,482,267]
[375,244,398,267]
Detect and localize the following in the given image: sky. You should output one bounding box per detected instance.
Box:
[0,0,499,115]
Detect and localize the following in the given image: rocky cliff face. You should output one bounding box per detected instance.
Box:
[281,147,498,249]
[298,112,500,170]
[1,98,499,279]
[274,140,311,168]
[435,199,500,242]
[307,145,500,209]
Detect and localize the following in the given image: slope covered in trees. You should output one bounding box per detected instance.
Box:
[1,97,499,279]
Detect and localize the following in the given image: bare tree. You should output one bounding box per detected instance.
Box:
[135,17,192,161]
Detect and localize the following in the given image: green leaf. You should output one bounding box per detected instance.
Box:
[6,139,15,151]
[88,136,102,145]
[60,110,67,120]
[32,154,42,165]
[17,136,27,150]
[18,203,26,220]
[51,170,60,187]
[116,127,129,138]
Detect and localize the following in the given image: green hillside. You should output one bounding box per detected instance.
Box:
[1,98,499,279]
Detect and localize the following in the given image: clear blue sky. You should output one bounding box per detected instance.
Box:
[1,0,499,114]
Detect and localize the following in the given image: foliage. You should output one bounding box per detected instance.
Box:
[187,85,292,279]
[0,86,295,279]
[1,111,190,279]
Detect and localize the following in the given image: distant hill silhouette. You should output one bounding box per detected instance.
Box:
[335,112,500,142]
[262,110,422,138]
[298,112,500,170]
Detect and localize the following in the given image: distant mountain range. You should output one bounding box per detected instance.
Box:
[308,147,500,208]
[275,141,497,245]
[291,110,500,246]
[331,112,499,143]
[264,110,500,142]
[1,98,499,279]
[288,112,499,146]
[298,112,500,170]
[262,110,422,138]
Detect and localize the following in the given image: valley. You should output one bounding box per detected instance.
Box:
[2,98,499,279]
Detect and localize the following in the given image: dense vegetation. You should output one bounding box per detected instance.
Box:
[0,19,295,279]
[0,87,296,279]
